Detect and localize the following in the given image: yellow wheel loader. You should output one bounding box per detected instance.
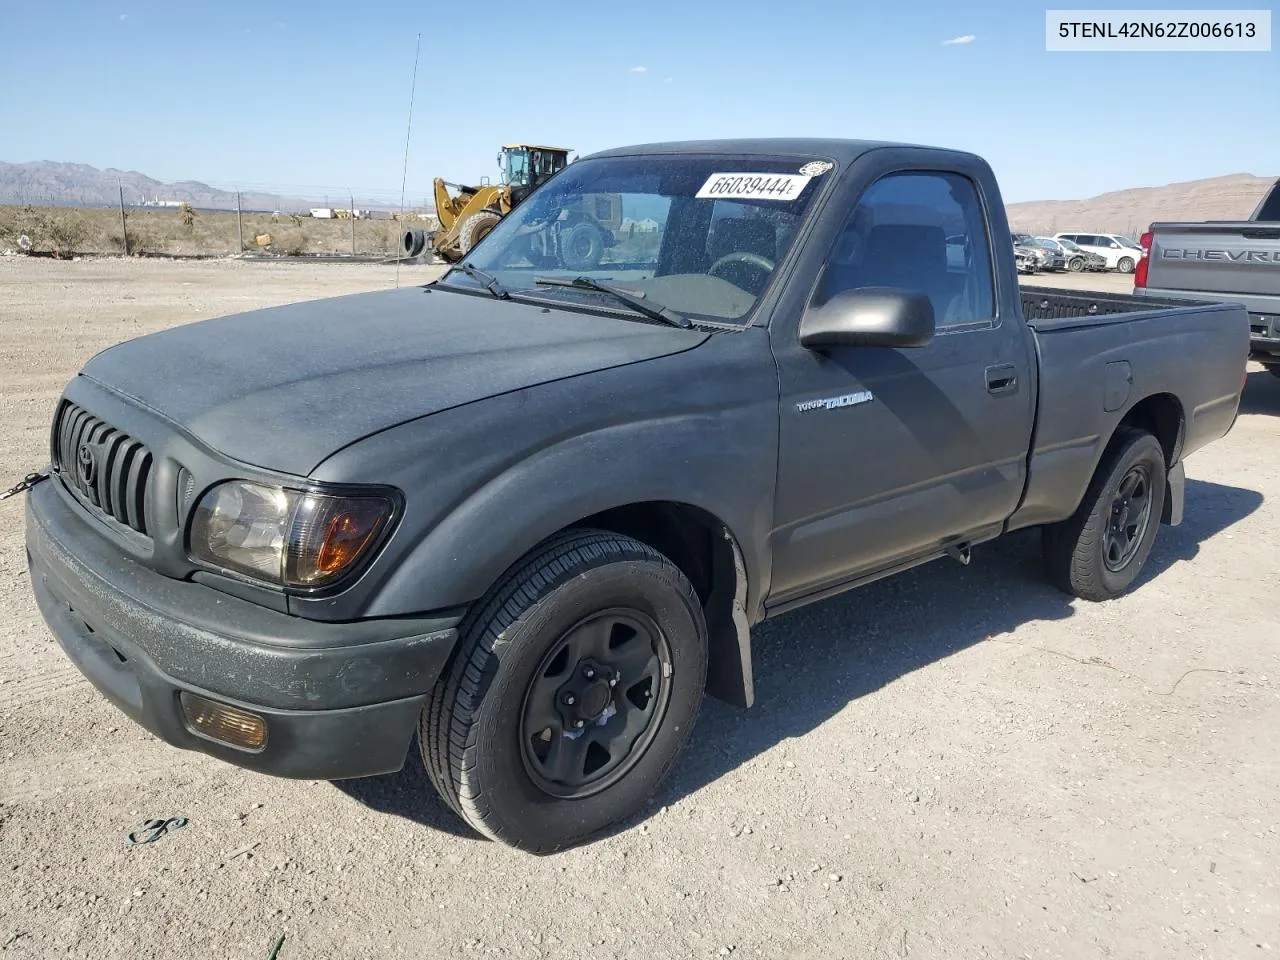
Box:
[401,144,622,266]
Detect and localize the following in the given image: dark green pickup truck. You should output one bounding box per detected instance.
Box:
[24,138,1248,851]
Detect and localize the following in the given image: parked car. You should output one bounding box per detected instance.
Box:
[1055,237,1108,272]
[1133,177,1280,377]
[1014,240,1049,273]
[1054,232,1145,273]
[23,137,1250,852]
[1029,237,1068,272]
[1014,247,1040,274]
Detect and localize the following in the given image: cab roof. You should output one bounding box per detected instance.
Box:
[582,137,962,164]
[502,144,572,153]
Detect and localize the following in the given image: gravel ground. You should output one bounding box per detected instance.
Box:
[1,257,1278,960]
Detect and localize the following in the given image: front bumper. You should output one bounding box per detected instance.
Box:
[25,478,461,780]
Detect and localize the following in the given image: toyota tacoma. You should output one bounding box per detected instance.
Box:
[24,138,1249,852]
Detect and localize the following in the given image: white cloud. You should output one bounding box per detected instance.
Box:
[629,65,647,73]
[119,13,127,19]
[941,34,976,45]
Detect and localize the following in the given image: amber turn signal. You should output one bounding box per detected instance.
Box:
[286,495,391,586]
[180,692,268,752]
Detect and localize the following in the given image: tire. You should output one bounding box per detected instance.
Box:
[420,529,708,852]
[1268,366,1280,380]
[401,229,426,258]
[1042,428,1167,602]
[457,209,502,257]
[1117,256,1135,274]
[560,221,605,270]
[1068,256,1084,272]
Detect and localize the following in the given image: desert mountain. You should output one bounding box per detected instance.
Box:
[0,161,393,212]
[1006,173,1276,238]
[2,161,1275,231]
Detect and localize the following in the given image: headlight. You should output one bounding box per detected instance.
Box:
[188,480,396,588]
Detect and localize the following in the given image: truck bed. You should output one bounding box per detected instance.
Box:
[1009,290,1248,532]
[1019,286,1203,329]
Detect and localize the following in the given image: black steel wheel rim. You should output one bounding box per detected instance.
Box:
[519,608,673,800]
[1104,464,1153,572]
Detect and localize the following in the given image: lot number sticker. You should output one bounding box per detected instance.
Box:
[696,173,812,201]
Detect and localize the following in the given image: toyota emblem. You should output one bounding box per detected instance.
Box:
[76,442,97,487]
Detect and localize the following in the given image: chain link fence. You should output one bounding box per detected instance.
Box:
[0,189,438,260]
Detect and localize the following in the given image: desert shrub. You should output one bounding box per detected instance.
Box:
[274,228,308,256]
[1,205,88,257]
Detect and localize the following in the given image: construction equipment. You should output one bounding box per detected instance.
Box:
[400,144,567,263]
[401,144,621,267]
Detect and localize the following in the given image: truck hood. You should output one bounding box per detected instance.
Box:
[79,285,707,475]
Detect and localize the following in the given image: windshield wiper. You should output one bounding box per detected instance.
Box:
[533,276,691,329]
[452,262,510,300]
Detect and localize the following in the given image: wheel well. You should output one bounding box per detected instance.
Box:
[1117,393,1184,465]
[575,502,753,708]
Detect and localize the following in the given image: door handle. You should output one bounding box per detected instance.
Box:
[985,364,1019,396]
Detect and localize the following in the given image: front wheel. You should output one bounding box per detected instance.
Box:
[1042,428,1167,601]
[457,209,502,257]
[1068,256,1084,273]
[420,529,708,852]
[560,221,605,270]
[1117,256,1135,274]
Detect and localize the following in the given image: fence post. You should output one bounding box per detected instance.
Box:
[350,192,357,256]
[118,182,130,256]
[236,191,245,253]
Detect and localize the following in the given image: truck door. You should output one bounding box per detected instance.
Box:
[767,166,1036,608]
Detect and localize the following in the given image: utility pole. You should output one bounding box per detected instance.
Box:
[350,192,357,255]
[118,182,130,255]
[236,191,245,252]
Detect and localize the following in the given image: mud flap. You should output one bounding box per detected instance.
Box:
[1161,460,1184,526]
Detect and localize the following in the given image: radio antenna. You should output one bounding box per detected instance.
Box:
[396,32,422,289]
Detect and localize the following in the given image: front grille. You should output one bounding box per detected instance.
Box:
[52,401,153,536]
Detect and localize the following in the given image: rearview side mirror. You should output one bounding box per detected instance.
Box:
[799,286,935,350]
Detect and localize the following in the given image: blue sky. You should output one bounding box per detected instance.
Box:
[0,0,1273,203]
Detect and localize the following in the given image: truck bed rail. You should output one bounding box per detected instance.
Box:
[1020,286,1193,322]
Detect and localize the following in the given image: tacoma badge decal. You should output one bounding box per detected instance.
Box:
[796,390,873,413]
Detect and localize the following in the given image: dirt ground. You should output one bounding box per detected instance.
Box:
[1,257,1278,960]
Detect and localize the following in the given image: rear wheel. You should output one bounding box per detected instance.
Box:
[1268,366,1280,380]
[1117,256,1135,274]
[421,529,708,852]
[457,209,502,257]
[1042,428,1166,601]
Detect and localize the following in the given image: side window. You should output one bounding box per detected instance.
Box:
[815,171,995,329]
[1256,183,1280,222]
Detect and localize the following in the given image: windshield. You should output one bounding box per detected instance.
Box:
[1034,238,1058,249]
[1057,238,1081,252]
[502,150,530,186]
[1115,235,1141,248]
[437,153,833,322]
